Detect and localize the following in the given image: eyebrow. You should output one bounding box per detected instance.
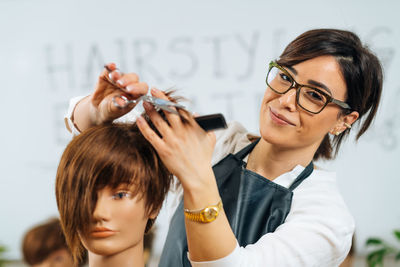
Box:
[307,80,332,95]
[287,66,332,95]
[286,66,298,75]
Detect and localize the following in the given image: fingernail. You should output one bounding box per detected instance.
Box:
[126,85,136,92]
[136,116,143,124]
[151,87,159,94]
[117,79,124,86]
[143,101,152,109]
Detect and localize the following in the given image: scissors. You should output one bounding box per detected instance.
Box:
[103,65,187,115]
[103,65,228,131]
[112,95,186,115]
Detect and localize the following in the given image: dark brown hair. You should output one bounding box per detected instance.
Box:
[55,122,173,264]
[22,218,70,265]
[277,29,383,160]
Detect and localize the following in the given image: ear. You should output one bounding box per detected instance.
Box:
[148,208,160,220]
[330,111,359,135]
[145,208,160,234]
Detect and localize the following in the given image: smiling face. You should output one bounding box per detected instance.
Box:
[79,185,154,257]
[259,55,352,152]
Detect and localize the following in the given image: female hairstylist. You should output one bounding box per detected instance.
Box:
[66,29,383,266]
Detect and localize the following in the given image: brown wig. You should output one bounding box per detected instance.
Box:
[55,121,173,264]
[22,218,71,265]
[276,29,383,160]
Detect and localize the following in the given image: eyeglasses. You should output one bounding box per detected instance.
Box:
[266,61,351,114]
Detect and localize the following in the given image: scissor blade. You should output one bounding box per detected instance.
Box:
[152,98,186,109]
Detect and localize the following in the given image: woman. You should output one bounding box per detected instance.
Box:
[66,29,382,266]
[56,122,173,267]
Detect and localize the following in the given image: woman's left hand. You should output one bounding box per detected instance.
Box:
[136,88,217,190]
[138,88,237,262]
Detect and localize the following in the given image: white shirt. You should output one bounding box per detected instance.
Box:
[65,97,355,267]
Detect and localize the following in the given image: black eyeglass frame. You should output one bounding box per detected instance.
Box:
[266,61,352,114]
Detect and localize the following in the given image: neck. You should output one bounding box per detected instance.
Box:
[88,242,144,267]
[246,138,316,180]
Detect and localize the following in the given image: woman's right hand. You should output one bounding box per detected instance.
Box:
[72,63,149,132]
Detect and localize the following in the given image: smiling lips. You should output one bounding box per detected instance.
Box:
[269,108,296,126]
[90,227,116,238]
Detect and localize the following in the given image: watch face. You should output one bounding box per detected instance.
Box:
[203,207,219,222]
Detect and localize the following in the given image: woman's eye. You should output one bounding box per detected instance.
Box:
[112,192,131,200]
[306,90,325,102]
[279,73,292,83]
[310,92,322,100]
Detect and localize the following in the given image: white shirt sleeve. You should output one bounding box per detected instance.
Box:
[64,95,87,136]
[64,95,142,135]
[189,170,355,267]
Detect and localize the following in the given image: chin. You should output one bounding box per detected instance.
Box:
[260,129,281,145]
[84,236,143,257]
[86,243,122,256]
[259,123,297,148]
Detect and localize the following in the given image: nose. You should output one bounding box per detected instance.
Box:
[92,191,111,222]
[278,88,297,112]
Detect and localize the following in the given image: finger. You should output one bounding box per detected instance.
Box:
[115,72,139,88]
[96,67,124,98]
[104,62,117,71]
[99,92,136,120]
[93,70,119,107]
[177,108,192,125]
[109,69,124,85]
[125,81,149,97]
[100,63,120,83]
[97,63,117,86]
[109,93,136,111]
[110,72,148,98]
[143,101,173,138]
[136,115,168,155]
[150,87,182,128]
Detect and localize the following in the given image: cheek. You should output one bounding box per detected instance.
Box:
[81,201,149,256]
[262,87,275,103]
[259,89,275,119]
[298,111,338,138]
[122,202,148,232]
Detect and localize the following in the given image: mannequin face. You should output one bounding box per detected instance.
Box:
[259,55,358,150]
[79,184,154,256]
[31,249,74,267]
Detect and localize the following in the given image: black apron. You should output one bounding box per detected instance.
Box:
[159,139,313,267]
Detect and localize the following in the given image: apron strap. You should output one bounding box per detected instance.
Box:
[234,138,260,161]
[288,161,314,191]
[233,137,313,191]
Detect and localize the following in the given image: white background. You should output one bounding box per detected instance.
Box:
[0,0,399,261]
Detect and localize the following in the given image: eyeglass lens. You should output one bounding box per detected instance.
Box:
[267,66,329,113]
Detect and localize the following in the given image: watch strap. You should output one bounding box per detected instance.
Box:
[184,200,223,223]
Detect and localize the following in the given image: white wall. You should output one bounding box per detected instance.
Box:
[0,0,399,260]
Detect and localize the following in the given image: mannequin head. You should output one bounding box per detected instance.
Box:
[56,122,172,264]
[22,218,76,267]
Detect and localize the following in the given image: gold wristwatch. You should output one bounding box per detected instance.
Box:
[184,200,223,223]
